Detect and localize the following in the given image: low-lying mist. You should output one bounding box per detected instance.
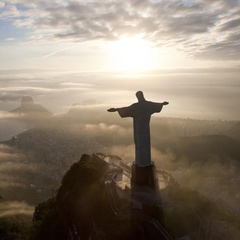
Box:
[0,201,34,218]
[0,103,239,222]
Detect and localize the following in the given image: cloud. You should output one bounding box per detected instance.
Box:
[195,42,240,60]
[83,122,131,137]
[0,1,4,8]
[0,69,239,120]
[167,155,240,217]
[0,144,42,190]
[197,0,239,8]
[40,47,71,59]
[219,18,240,32]
[0,201,34,217]
[0,87,54,103]
[109,144,135,162]
[0,4,22,19]
[0,160,38,173]
[107,141,240,218]
[59,82,95,88]
[0,111,25,120]
[1,0,239,60]
[0,72,97,107]
[109,144,175,165]
[0,94,21,102]
[5,38,15,41]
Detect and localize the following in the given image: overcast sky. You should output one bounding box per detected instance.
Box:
[0,0,240,120]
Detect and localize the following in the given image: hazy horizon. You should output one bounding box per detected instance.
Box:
[1,0,240,121]
[0,68,239,121]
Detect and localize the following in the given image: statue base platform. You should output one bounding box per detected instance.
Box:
[130,163,162,220]
[131,163,159,189]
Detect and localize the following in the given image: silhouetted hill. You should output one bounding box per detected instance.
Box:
[31,154,132,240]
[11,95,52,117]
[0,127,104,205]
[67,106,236,137]
[66,103,119,126]
[156,135,240,164]
[153,134,240,223]
[30,154,240,240]
[0,96,52,141]
[8,127,103,164]
[227,122,240,141]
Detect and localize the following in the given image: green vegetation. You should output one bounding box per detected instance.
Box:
[0,217,30,240]
[30,198,67,240]
[1,153,239,239]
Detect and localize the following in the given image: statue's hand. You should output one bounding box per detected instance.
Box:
[107,108,117,112]
[163,101,169,105]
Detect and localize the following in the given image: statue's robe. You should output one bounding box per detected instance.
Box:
[117,101,163,167]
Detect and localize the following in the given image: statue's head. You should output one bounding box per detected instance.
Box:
[136,91,145,102]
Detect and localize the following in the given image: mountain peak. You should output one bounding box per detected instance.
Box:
[11,96,52,116]
[21,96,34,105]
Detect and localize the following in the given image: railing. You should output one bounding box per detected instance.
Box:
[95,153,212,240]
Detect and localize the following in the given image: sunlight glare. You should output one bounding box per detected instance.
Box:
[109,35,155,72]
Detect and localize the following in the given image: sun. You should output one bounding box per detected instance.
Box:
[108,35,155,72]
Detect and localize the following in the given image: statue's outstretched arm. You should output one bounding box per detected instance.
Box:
[107,108,118,112]
[162,101,169,105]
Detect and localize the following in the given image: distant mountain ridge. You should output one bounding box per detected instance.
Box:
[0,96,53,141]
[227,122,240,141]
[11,95,52,117]
[156,134,240,164]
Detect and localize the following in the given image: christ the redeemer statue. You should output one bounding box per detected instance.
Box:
[108,91,169,168]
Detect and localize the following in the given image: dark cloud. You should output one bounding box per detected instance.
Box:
[196,41,240,60]
[191,8,240,60]
[197,0,240,8]
[164,13,216,35]
[219,18,240,32]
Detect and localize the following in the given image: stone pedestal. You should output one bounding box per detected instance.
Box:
[131,162,159,190]
[130,162,162,222]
